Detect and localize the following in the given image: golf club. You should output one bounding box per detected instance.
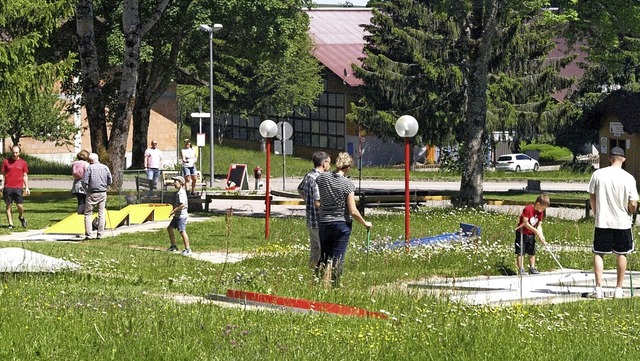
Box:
[366,228,370,269]
[544,244,577,293]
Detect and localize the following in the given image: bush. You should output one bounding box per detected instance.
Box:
[520,143,572,162]
[2,152,71,175]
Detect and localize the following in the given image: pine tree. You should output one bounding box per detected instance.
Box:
[353,0,571,207]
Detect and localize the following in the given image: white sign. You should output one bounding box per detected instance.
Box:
[190,112,210,118]
[610,122,624,137]
[196,133,206,147]
[275,121,293,140]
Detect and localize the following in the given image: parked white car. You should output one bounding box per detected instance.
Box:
[495,153,539,172]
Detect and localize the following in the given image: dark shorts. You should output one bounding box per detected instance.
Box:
[3,188,23,205]
[593,228,634,255]
[514,231,536,256]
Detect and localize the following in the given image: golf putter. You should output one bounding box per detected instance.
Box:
[544,244,566,274]
[366,228,371,269]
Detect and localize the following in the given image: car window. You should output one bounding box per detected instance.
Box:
[497,156,512,161]
[516,155,530,160]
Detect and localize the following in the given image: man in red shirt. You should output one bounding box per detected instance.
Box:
[1,145,30,228]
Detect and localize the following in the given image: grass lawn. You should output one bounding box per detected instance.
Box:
[1,190,639,359]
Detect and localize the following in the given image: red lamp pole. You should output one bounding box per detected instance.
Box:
[265,137,272,239]
[404,137,410,252]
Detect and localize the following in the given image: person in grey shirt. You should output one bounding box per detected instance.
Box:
[82,153,112,240]
[315,152,372,286]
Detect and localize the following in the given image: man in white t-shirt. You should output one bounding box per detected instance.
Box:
[587,146,638,299]
[144,140,163,188]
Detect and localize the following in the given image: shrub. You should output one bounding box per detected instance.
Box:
[2,152,71,175]
[520,143,572,162]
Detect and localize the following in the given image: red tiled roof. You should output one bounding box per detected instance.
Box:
[306,9,372,87]
[305,9,586,93]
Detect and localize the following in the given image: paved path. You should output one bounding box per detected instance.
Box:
[29,176,589,193]
[28,176,589,220]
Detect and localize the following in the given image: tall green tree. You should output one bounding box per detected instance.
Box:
[353,0,569,207]
[0,0,76,145]
[76,0,170,187]
[71,0,321,185]
[0,94,78,147]
[552,1,640,158]
[129,0,322,168]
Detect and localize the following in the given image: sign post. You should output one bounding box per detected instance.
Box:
[275,121,293,190]
[191,112,210,184]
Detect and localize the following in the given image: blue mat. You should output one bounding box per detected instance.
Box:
[387,223,481,250]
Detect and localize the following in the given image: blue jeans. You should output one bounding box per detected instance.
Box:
[319,221,352,284]
[146,168,160,187]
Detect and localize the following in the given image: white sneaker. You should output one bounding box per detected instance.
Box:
[614,288,624,298]
[587,288,603,299]
[181,249,192,256]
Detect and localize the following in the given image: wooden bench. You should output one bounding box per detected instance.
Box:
[135,176,165,203]
[551,198,591,218]
[163,170,207,193]
[484,198,591,218]
[356,190,431,215]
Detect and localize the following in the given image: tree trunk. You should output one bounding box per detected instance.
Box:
[106,0,171,188]
[131,96,151,169]
[456,0,499,208]
[130,36,181,169]
[76,0,108,155]
[107,0,143,188]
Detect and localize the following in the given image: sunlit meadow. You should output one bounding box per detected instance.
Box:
[1,200,639,360]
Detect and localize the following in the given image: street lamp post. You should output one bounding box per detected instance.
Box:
[259,119,278,239]
[198,23,223,187]
[395,115,419,252]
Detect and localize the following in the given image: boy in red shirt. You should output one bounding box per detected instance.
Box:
[515,193,550,275]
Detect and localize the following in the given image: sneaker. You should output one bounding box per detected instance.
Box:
[518,267,526,275]
[614,288,624,299]
[166,245,178,252]
[19,216,27,228]
[181,248,192,256]
[587,288,603,299]
[529,267,539,275]
[7,225,13,230]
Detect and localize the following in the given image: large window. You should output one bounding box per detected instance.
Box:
[219,92,346,150]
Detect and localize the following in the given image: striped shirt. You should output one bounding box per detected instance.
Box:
[297,169,321,228]
[315,171,355,223]
[174,187,189,218]
[82,162,112,193]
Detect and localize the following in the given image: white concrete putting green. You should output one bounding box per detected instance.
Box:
[0,247,80,273]
[405,269,640,305]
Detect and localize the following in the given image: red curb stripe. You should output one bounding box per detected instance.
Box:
[226,289,387,319]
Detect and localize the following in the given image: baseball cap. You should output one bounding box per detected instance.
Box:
[611,147,625,157]
[172,176,185,184]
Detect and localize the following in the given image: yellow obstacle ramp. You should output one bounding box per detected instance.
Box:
[44,214,88,235]
[105,209,130,229]
[126,203,172,224]
[44,204,172,235]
